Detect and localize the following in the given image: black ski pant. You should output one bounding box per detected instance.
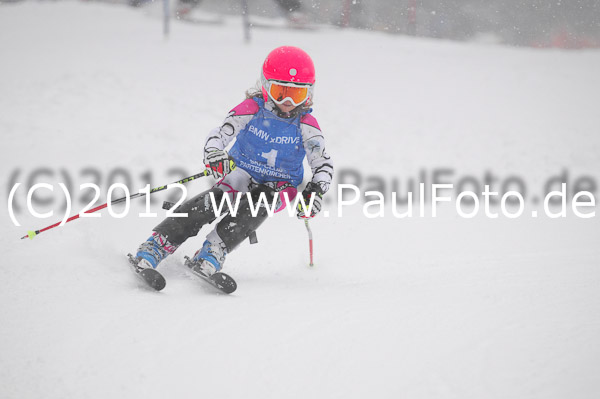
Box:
[153,185,275,252]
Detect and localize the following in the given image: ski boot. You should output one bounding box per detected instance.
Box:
[135,232,178,269]
[184,233,236,294]
[187,236,227,277]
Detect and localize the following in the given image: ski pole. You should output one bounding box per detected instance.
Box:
[20,166,228,240]
[304,219,314,267]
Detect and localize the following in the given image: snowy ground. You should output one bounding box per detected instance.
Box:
[1,2,600,398]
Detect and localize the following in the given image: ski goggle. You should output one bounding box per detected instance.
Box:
[267,80,311,106]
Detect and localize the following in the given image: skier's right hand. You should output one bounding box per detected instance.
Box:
[205,150,232,179]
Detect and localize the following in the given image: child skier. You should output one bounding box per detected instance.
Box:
[132,46,333,279]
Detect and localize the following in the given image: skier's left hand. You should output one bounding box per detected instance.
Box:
[297,182,324,219]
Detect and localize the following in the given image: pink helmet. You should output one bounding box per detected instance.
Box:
[261,46,315,105]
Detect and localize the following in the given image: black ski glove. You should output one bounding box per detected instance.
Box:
[297,182,324,219]
[205,150,232,179]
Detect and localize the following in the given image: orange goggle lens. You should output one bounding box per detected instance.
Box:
[268,83,309,105]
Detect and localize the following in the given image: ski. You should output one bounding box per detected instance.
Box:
[127,253,166,291]
[184,256,237,294]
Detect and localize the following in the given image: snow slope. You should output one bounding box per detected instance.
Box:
[1,2,600,398]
